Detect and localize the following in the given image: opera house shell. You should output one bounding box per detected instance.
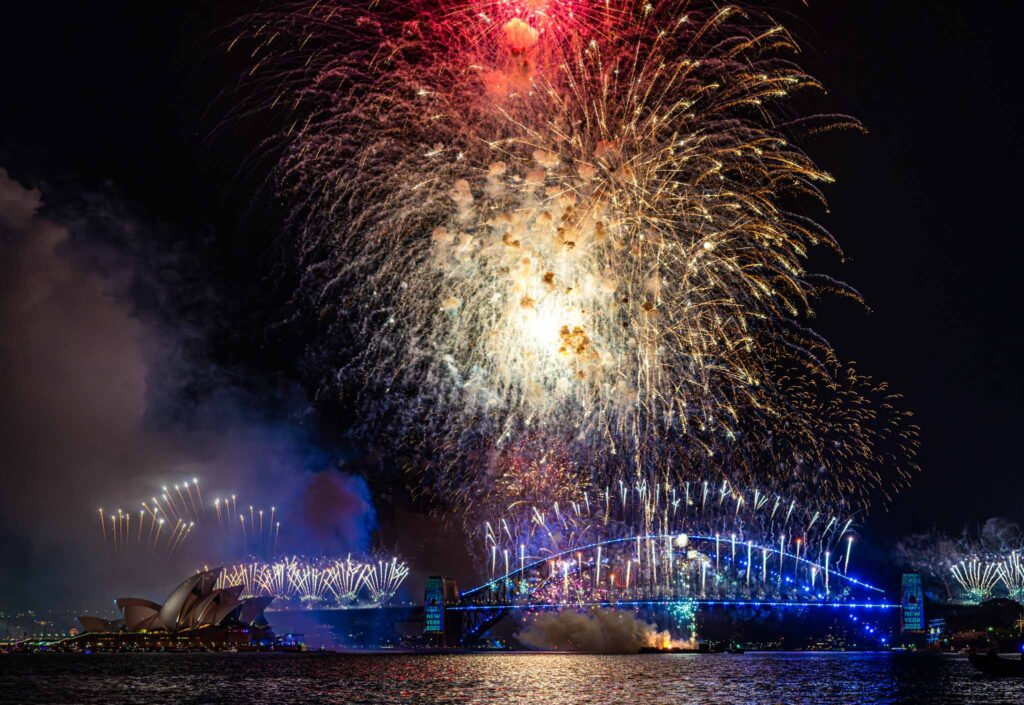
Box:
[78,567,273,634]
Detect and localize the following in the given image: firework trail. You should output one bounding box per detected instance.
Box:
[471,467,869,603]
[230,1,917,515]
[896,519,1024,604]
[951,557,1001,604]
[95,477,283,561]
[217,554,410,607]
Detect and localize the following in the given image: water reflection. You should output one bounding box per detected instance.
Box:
[0,652,1015,704]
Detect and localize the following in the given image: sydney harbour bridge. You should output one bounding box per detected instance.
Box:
[252,530,895,645]
[450,532,893,640]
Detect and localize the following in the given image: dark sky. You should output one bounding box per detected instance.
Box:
[1,1,1022,606]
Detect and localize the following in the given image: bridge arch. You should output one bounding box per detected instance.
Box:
[461,533,886,608]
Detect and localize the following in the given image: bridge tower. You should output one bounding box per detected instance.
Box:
[423,576,461,646]
[900,572,926,645]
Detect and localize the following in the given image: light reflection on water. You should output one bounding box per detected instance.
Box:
[0,652,1019,704]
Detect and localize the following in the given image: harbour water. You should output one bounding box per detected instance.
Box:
[1,651,1022,704]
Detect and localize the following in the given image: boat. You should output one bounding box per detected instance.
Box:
[967,651,1024,677]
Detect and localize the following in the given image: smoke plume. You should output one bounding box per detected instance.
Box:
[517,609,682,653]
[0,167,376,609]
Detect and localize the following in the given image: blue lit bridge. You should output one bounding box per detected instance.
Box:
[451,534,895,639]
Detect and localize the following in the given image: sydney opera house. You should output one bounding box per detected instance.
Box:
[74,568,274,651]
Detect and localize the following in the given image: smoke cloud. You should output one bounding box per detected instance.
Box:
[516,609,680,653]
[0,167,375,609]
[297,471,377,554]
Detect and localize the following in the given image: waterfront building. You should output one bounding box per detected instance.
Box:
[69,568,274,651]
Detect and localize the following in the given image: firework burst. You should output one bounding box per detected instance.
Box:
[217,554,410,607]
[230,1,917,513]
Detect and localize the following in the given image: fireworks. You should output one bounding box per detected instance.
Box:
[468,472,871,605]
[951,558,1001,604]
[947,551,1024,605]
[96,477,282,560]
[217,554,410,607]
[91,480,405,607]
[363,557,413,604]
[230,0,917,515]
[998,551,1024,603]
[897,519,1024,604]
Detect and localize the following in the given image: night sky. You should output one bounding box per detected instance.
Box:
[1,1,1022,607]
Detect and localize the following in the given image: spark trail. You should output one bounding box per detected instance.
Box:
[230,1,918,516]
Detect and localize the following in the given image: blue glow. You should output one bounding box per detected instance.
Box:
[461,533,886,598]
[449,599,898,611]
